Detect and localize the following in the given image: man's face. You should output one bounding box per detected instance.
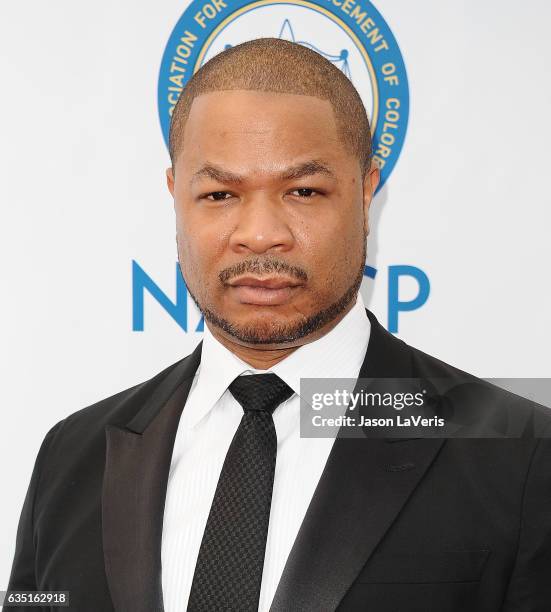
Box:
[167,89,379,347]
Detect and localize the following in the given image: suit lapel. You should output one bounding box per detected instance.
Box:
[102,341,202,612]
[270,310,447,612]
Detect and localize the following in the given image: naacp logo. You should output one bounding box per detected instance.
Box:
[158,0,409,189]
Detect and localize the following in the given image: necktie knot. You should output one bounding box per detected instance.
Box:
[228,373,294,415]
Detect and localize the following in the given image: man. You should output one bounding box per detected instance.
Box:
[5,38,551,612]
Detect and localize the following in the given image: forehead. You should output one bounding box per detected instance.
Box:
[178,90,348,173]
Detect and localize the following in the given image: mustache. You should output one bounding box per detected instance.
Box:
[219,258,308,284]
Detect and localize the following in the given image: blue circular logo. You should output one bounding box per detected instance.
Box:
[158,0,409,189]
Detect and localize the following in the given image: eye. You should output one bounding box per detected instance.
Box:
[205,191,233,201]
[289,188,319,198]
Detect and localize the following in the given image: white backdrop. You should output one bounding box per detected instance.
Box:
[1,0,550,583]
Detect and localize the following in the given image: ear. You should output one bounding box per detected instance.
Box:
[166,167,175,197]
[362,160,380,235]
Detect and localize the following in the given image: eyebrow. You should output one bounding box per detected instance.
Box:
[280,160,335,181]
[191,159,336,185]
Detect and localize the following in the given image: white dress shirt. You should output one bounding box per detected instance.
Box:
[161,292,371,612]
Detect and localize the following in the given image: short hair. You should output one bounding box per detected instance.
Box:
[169,37,371,175]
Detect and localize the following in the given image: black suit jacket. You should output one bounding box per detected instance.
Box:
[5,309,551,611]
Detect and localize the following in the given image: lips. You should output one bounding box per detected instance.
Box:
[227,276,303,305]
[228,276,301,289]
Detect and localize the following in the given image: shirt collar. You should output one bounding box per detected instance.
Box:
[183,292,371,429]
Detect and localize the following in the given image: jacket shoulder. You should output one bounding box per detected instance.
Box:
[403,338,551,435]
[55,355,190,437]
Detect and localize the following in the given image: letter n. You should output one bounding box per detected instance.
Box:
[132,260,188,331]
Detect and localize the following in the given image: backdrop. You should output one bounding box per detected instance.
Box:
[1,0,550,581]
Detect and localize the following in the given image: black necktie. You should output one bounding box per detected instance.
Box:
[187,373,295,612]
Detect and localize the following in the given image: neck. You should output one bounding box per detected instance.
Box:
[207,300,355,370]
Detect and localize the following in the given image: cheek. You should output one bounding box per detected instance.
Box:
[295,209,354,261]
[295,208,364,287]
[176,211,229,275]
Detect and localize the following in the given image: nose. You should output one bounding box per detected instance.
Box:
[228,195,294,255]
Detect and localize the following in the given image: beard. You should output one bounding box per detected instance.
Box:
[183,239,367,345]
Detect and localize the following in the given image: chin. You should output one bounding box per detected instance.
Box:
[219,310,310,345]
[232,308,303,328]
